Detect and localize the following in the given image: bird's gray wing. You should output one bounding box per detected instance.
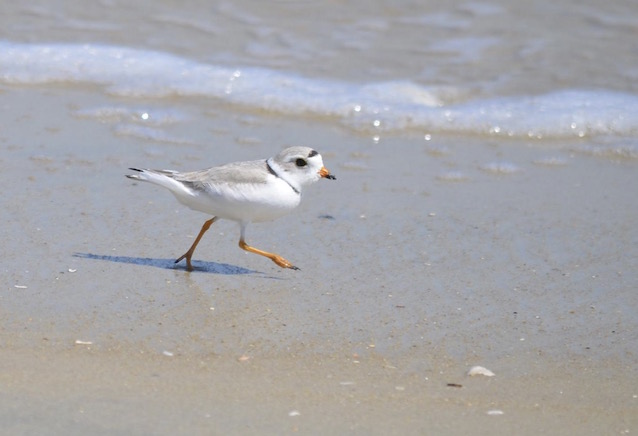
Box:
[170,159,270,191]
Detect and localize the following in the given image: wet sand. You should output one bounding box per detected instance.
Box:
[1,87,637,434]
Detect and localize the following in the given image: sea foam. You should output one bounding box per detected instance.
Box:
[2,41,638,140]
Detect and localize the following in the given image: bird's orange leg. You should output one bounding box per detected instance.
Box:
[238,238,299,270]
[175,217,218,271]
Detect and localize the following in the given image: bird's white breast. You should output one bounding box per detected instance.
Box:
[173,175,301,223]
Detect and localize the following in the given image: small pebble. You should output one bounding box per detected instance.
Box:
[487,410,504,416]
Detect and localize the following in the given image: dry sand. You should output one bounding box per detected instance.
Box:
[1,87,637,434]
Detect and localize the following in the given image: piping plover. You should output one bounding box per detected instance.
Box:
[126,146,336,271]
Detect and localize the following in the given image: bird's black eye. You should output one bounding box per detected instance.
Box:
[295,158,307,167]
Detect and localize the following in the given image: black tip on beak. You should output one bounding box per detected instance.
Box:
[319,167,336,180]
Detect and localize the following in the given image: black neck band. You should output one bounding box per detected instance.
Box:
[266,160,299,194]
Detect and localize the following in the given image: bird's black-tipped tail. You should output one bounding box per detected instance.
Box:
[126,168,145,180]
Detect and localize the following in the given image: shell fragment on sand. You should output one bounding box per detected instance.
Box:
[467,366,495,377]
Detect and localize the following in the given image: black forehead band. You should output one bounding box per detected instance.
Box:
[308,149,318,158]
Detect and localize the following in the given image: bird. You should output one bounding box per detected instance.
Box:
[126,146,336,271]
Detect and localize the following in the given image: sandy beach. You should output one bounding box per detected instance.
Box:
[1,86,637,434]
[2,0,638,434]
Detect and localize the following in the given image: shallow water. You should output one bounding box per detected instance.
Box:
[2,1,638,148]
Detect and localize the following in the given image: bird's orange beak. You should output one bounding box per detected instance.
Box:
[319,166,336,180]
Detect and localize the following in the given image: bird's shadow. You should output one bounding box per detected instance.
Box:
[73,252,265,276]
